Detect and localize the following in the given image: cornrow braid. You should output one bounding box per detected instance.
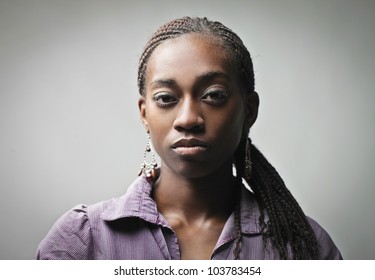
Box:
[138,16,319,259]
[138,17,254,96]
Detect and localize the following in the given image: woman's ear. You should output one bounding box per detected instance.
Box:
[245,91,259,129]
[138,96,149,131]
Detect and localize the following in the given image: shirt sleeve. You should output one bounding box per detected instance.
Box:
[36,204,93,260]
[307,217,343,260]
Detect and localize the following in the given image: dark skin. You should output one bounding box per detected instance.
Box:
[139,34,259,259]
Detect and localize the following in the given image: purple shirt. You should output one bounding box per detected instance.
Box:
[36,175,342,260]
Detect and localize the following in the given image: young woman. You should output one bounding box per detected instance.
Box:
[37,17,342,260]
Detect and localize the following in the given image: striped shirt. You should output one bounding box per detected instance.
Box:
[36,175,342,259]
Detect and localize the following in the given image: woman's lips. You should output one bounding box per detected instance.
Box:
[172,145,208,156]
[171,138,209,156]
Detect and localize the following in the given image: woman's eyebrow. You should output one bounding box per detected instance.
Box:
[196,71,230,83]
[150,71,230,89]
[150,78,176,88]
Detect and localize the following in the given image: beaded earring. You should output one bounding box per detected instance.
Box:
[138,134,158,182]
[244,137,252,179]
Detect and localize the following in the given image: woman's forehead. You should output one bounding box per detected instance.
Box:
[146,33,235,81]
[153,32,230,57]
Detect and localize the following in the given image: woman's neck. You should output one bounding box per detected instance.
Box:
[152,161,237,224]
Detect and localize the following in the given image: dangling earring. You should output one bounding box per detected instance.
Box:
[244,137,252,179]
[138,134,158,182]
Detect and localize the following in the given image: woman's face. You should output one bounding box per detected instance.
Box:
[139,34,253,179]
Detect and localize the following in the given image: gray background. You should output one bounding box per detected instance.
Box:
[0,0,374,259]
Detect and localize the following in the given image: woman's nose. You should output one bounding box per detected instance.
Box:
[173,99,204,132]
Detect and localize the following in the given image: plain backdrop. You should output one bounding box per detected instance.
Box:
[0,0,374,259]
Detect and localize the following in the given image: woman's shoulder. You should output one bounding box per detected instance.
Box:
[35,200,114,260]
[36,197,123,260]
[36,177,151,259]
[36,203,92,259]
[306,216,343,259]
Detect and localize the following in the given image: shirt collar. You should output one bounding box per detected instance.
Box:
[101,175,265,234]
[239,185,268,234]
[101,175,166,226]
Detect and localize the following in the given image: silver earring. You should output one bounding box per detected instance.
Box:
[138,134,158,181]
[244,138,252,179]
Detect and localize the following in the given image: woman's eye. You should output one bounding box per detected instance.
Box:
[152,92,178,107]
[201,90,229,105]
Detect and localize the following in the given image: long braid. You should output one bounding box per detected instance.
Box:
[245,139,319,259]
[138,16,319,259]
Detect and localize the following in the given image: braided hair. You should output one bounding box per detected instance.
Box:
[137,16,318,259]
